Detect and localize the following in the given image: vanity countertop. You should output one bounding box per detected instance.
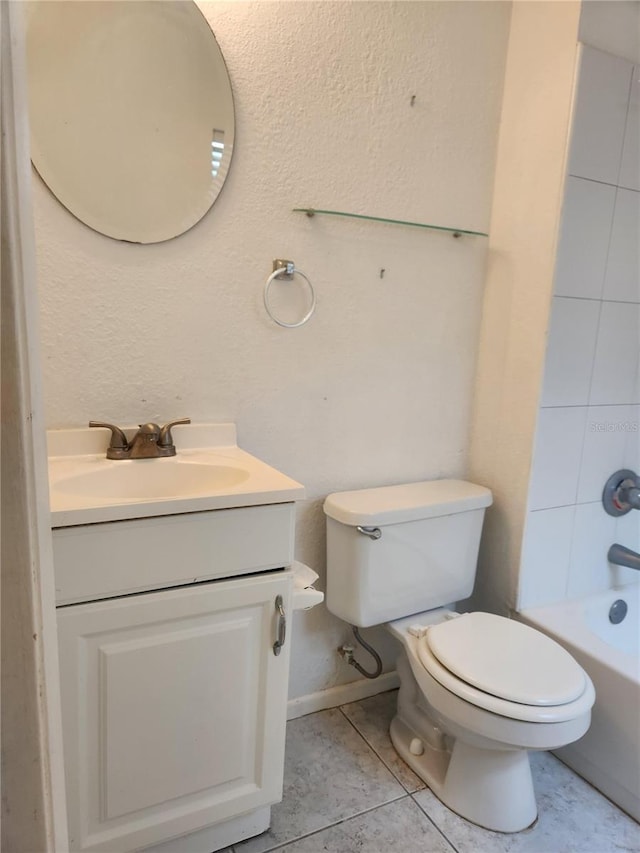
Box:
[48,423,304,527]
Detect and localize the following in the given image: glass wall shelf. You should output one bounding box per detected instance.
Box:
[293,208,488,238]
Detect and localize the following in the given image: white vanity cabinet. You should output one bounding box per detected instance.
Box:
[53,503,297,853]
[48,423,307,852]
[57,571,292,853]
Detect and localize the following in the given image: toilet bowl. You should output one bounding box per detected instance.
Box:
[387,611,594,832]
[323,479,595,832]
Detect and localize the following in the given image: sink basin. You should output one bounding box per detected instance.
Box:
[47,423,305,527]
[54,459,250,501]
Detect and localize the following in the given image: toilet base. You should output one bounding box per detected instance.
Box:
[390,715,537,832]
[390,655,538,833]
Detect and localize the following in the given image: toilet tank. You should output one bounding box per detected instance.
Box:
[323,480,492,627]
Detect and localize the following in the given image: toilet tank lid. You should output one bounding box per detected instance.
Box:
[323,480,492,526]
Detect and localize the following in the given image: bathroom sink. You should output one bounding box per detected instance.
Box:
[54,459,250,501]
[48,423,304,526]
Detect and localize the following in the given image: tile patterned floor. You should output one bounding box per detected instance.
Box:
[232,690,639,853]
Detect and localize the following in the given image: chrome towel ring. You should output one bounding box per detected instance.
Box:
[264,259,316,328]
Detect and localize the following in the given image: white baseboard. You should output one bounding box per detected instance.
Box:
[287,670,399,721]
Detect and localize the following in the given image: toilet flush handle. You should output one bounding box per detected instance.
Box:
[356,526,382,540]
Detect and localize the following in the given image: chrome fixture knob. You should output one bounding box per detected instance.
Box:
[602,469,640,516]
[609,599,628,624]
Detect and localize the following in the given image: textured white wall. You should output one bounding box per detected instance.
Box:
[34,1,511,700]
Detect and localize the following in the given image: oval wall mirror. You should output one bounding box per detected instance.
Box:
[25,1,235,244]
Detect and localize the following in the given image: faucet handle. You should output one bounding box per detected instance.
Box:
[89,421,129,458]
[603,469,640,516]
[158,417,191,448]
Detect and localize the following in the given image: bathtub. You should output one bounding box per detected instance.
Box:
[521,583,640,822]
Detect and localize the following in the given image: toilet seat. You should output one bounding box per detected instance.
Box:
[415,612,594,723]
[427,612,586,704]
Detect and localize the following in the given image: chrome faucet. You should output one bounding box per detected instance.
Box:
[89,418,190,459]
[608,543,640,572]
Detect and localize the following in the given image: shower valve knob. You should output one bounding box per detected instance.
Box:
[602,469,640,517]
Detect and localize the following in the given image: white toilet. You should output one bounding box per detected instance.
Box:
[323,479,595,833]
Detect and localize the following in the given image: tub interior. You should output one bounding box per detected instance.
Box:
[520,583,640,823]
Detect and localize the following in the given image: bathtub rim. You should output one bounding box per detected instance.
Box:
[519,581,639,684]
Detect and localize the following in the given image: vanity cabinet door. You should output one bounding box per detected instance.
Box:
[57,572,292,852]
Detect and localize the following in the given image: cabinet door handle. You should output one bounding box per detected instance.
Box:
[273,595,286,656]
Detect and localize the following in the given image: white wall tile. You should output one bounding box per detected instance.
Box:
[523,47,640,610]
[567,502,617,598]
[617,409,639,578]
[529,407,587,510]
[603,188,640,303]
[579,2,640,66]
[569,46,633,184]
[554,177,616,299]
[624,405,640,471]
[611,563,640,589]
[518,506,575,609]
[619,65,640,191]
[616,504,640,555]
[590,301,640,404]
[540,297,601,407]
[577,405,632,502]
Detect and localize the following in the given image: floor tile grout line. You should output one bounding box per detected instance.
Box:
[337,704,460,851]
[232,706,639,853]
[337,704,425,795]
[244,793,411,853]
[338,705,459,853]
[336,705,403,782]
[410,793,461,853]
[337,700,458,852]
[273,794,412,852]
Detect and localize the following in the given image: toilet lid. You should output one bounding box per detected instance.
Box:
[423,612,586,706]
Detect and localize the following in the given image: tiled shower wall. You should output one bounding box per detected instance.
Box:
[518,45,640,609]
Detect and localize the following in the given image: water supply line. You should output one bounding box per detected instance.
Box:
[339,626,383,679]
